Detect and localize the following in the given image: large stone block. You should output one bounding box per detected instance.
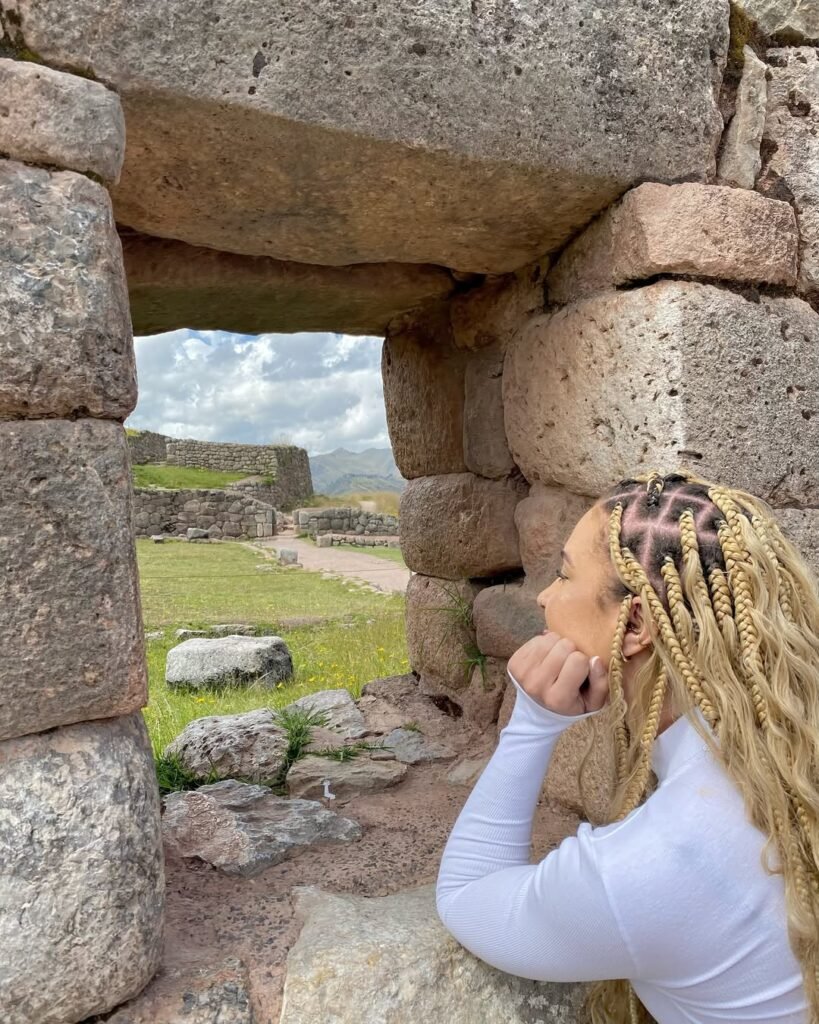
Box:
[0,712,164,1024]
[759,47,819,301]
[450,258,548,352]
[547,183,798,304]
[515,484,596,589]
[463,344,515,479]
[382,311,466,478]
[122,231,456,336]
[473,581,546,660]
[777,508,819,582]
[405,575,483,691]
[504,281,819,506]
[400,473,527,579]
[735,1,819,42]
[0,160,136,419]
[0,419,147,741]
[7,0,727,272]
[0,59,125,182]
[717,47,767,189]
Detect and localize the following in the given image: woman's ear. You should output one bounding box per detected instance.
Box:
[622,596,652,657]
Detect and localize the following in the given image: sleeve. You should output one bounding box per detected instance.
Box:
[434,670,639,983]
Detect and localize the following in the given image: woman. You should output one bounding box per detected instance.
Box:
[435,469,819,1023]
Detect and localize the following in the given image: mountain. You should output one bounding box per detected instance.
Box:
[309,447,406,495]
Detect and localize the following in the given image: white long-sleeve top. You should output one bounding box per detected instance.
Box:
[436,670,808,1023]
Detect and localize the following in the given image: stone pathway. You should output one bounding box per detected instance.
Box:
[250,528,411,594]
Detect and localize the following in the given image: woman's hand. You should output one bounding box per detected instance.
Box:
[507,630,610,717]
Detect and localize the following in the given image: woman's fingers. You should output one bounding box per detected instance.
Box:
[547,649,592,715]
[509,631,610,716]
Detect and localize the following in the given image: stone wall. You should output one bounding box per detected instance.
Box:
[294,506,399,536]
[127,428,168,464]
[132,488,275,539]
[165,438,278,474]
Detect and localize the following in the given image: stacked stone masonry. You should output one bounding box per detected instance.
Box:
[295,506,399,536]
[0,60,164,1024]
[132,487,275,539]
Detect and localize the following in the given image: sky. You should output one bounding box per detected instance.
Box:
[125,330,390,456]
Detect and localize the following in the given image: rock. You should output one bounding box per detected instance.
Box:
[286,690,367,740]
[358,674,469,748]
[123,231,455,336]
[278,548,300,565]
[777,508,819,580]
[0,58,125,182]
[450,257,549,351]
[0,713,164,1024]
[0,160,136,420]
[717,47,768,189]
[280,884,591,1022]
[149,533,165,542]
[162,708,289,782]
[515,485,596,589]
[162,779,361,876]
[174,628,208,639]
[316,534,333,547]
[382,309,467,478]
[473,581,545,660]
[165,634,294,690]
[543,713,618,825]
[380,727,457,764]
[547,183,798,304]
[446,755,491,786]
[0,420,146,742]
[285,752,408,802]
[405,575,483,691]
[463,657,509,731]
[735,0,819,42]
[302,726,349,753]
[144,630,164,641]
[209,623,256,636]
[463,344,515,479]
[759,47,819,301]
[400,473,527,579]
[96,958,253,1024]
[504,281,819,506]
[13,0,727,276]
[186,526,209,539]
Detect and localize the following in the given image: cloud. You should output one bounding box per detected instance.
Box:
[125,330,390,455]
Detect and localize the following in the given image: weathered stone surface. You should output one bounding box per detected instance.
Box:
[450,258,548,351]
[543,712,618,825]
[0,419,146,742]
[0,58,125,181]
[357,673,466,746]
[287,689,368,740]
[735,0,819,41]
[163,709,289,782]
[474,581,545,660]
[285,752,408,802]
[123,231,456,336]
[460,656,509,731]
[0,713,164,1024]
[463,344,516,479]
[777,508,819,581]
[515,485,597,589]
[162,779,362,876]
[302,725,349,753]
[382,310,466,478]
[717,47,768,189]
[400,473,527,578]
[97,958,253,1024]
[7,0,727,273]
[280,884,591,1023]
[380,726,457,764]
[504,282,819,506]
[547,183,798,304]
[0,160,136,419]
[406,575,483,691]
[759,47,819,300]
[165,634,293,690]
[446,754,491,786]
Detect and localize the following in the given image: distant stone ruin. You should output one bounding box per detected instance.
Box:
[2,1,819,1021]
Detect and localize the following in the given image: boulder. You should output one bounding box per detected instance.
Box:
[165,634,294,690]
[162,708,289,782]
[162,779,362,876]
[405,575,483,691]
[10,0,727,273]
[279,884,591,1023]
[504,281,819,506]
[285,753,408,802]
[400,473,527,579]
[0,59,125,182]
[514,485,596,589]
[759,47,819,301]
[379,727,457,764]
[450,257,549,352]
[0,160,136,420]
[463,344,516,479]
[543,713,619,825]
[286,689,368,740]
[777,508,819,581]
[735,0,819,42]
[473,581,545,660]
[0,420,146,742]
[547,183,798,304]
[0,713,164,1024]
[717,46,768,189]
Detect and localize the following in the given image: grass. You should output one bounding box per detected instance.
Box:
[299,490,401,516]
[133,464,256,489]
[137,538,409,760]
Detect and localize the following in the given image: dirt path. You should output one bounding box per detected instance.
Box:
[251,529,411,595]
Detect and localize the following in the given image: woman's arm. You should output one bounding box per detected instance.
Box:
[434,670,639,983]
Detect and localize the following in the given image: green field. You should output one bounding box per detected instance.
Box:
[136,538,409,759]
[132,464,268,489]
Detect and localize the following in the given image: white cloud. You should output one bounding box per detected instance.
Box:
[125,330,389,455]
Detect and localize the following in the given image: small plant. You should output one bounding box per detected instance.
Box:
[402,720,424,733]
[268,704,332,786]
[427,581,483,687]
[155,752,223,796]
[312,739,389,761]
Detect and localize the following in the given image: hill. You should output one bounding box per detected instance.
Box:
[309,447,406,495]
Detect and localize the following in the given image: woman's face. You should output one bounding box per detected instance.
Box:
[535,502,642,672]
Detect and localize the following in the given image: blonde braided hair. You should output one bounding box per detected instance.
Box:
[579,469,819,1024]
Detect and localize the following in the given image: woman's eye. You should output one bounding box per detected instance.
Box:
[555,569,567,581]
